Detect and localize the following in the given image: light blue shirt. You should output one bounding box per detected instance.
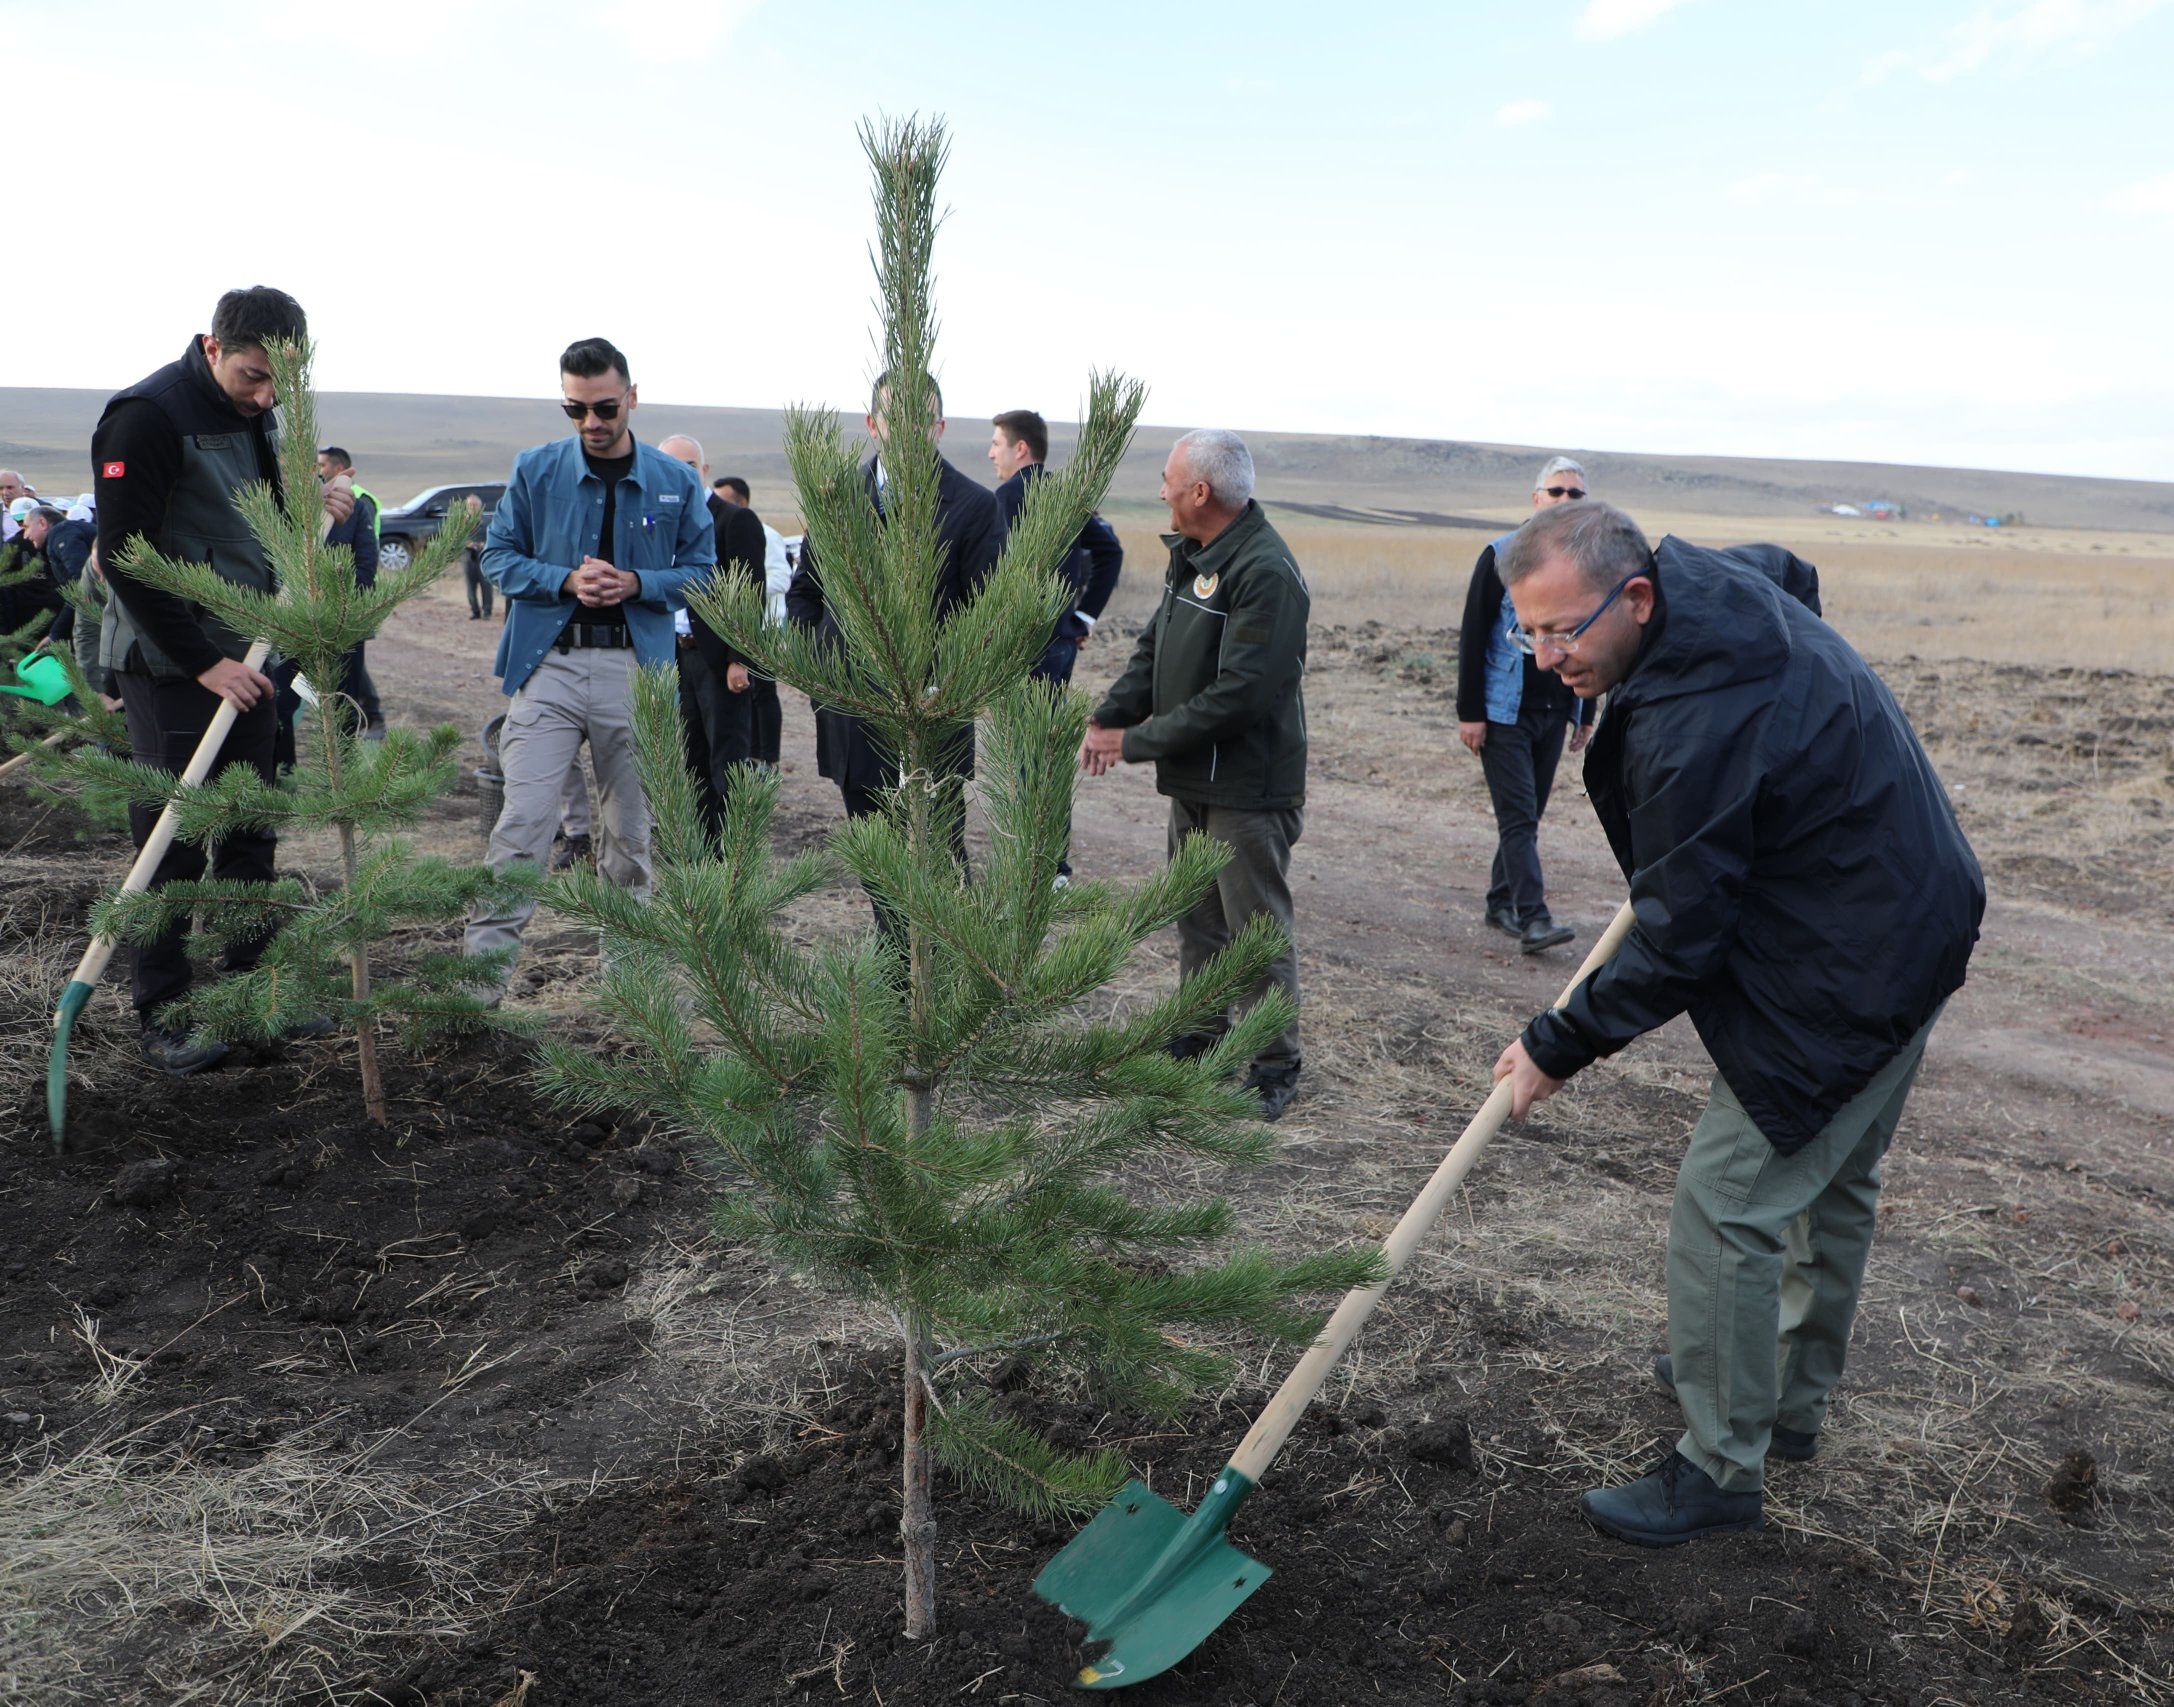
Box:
[482,436,715,696]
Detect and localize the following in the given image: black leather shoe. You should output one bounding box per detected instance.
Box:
[1241,1062,1301,1122]
[1484,902,1522,937]
[551,832,594,872]
[1654,1356,1818,1461]
[1162,1032,1216,1062]
[1581,1451,1763,1547]
[281,1014,338,1042]
[1519,913,1574,954]
[141,1023,228,1077]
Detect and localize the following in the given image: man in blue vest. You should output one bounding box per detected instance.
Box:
[91,286,354,1075]
[1455,456,1595,954]
[462,337,713,997]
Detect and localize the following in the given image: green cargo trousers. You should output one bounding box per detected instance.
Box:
[1668,1009,1941,1492]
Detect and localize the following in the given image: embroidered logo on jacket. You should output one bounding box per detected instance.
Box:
[1192,572,1219,600]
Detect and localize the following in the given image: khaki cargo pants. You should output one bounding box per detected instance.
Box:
[1668,1009,1942,1492]
[465,646,651,978]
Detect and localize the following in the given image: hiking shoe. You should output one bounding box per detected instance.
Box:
[551,832,594,872]
[1653,1356,1819,1461]
[1241,1062,1301,1123]
[1162,1031,1217,1062]
[141,1023,228,1077]
[281,1014,338,1042]
[1484,902,1522,937]
[1581,1451,1763,1548]
[1519,913,1575,954]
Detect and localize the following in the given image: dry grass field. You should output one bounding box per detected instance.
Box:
[3,444,2172,1701]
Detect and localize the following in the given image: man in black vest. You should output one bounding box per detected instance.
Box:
[659,434,769,843]
[91,286,352,1075]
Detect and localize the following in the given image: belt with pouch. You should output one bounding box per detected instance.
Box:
[555,622,634,652]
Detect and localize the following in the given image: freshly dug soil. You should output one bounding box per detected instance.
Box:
[5,589,2172,1704]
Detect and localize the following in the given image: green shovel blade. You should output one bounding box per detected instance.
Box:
[1033,1473,1268,1689]
[49,980,91,1152]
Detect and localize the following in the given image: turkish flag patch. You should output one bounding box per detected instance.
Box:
[102,461,126,478]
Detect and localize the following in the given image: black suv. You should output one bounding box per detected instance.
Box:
[374,482,506,573]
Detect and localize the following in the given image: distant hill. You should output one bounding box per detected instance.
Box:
[5,386,2169,533]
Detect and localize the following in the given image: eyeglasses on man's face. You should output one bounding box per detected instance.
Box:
[1513,572,1648,657]
[1541,485,1587,500]
[561,396,629,422]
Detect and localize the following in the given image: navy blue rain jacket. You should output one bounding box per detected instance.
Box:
[1521,536,1984,1153]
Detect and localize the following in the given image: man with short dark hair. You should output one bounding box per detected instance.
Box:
[786,370,1000,925]
[1080,430,1308,1121]
[659,434,767,840]
[462,338,714,992]
[91,286,355,1074]
[988,409,1125,683]
[989,408,1124,882]
[1456,455,1595,954]
[1488,499,1983,1547]
[709,475,791,767]
[315,446,383,737]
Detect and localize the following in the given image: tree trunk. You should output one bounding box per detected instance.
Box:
[901,1326,937,1638]
[337,819,385,1125]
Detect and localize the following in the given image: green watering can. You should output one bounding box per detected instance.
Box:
[0,652,70,706]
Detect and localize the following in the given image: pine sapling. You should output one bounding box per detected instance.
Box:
[61,340,526,1121]
[540,115,1381,1637]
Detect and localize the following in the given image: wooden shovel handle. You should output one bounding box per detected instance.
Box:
[1228,898,1638,1482]
[58,640,272,993]
[0,729,69,780]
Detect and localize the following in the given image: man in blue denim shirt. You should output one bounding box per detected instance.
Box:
[463,337,714,994]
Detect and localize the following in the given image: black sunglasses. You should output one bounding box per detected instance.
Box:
[1543,485,1588,500]
[560,396,628,421]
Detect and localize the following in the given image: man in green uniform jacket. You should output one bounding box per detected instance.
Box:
[1081,429,1309,1120]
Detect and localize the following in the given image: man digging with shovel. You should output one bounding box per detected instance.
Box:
[1488,500,1985,1547]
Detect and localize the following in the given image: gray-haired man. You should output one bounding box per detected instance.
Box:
[1455,455,1596,953]
[1081,430,1310,1121]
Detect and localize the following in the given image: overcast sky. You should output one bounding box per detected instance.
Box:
[12,0,2172,479]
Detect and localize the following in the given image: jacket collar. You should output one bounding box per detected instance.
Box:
[1615,535,1794,708]
[572,434,652,487]
[1164,499,1267,575]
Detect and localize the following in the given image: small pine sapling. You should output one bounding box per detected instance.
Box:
[539,115,1381,1637]
[62,340,525,1121]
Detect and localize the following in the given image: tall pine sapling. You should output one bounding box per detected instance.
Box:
[539,114,1380,1637]
[62,340,523,1122]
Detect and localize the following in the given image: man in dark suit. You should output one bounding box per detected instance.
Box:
[785,372,1000,923]
[660,434,770,844]
[988,408,1123,882]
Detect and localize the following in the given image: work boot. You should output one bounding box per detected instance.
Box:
[1580,1451,1763,1547]
[140,1021,228,1077]
[1520,912,1574,954]
[1241,1061,1301,1123]
[1483,901,1522,938]
[1162,1031,1217,1062]
[281,1014,339,1042]
[1653,1356,1819,1461]
[551,832,594,873]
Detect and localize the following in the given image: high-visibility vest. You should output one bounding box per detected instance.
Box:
[352,483,382,541]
